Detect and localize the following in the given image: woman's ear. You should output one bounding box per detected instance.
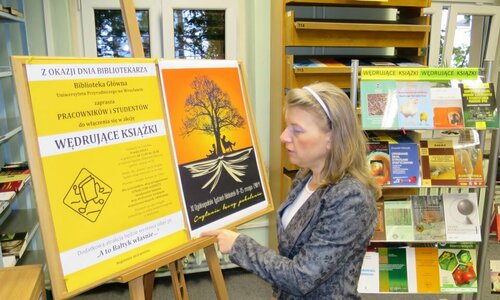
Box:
[325,134,332,150]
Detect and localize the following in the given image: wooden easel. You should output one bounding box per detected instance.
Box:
[119,1,229,299]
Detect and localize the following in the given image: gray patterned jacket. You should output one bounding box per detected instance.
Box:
[229,171,377,299]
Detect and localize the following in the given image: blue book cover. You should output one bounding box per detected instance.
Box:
[389,142,420,186]
[397,81,434,129]
[360,80,398,129]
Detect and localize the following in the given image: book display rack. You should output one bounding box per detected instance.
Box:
[358,67,498,298]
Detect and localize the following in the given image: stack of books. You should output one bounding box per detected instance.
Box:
[1,231,28,267]
[0,162,31,216]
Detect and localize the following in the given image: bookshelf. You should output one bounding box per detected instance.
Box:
[271,0,432,206]
[0,0,42,269]
[271,0,499,297]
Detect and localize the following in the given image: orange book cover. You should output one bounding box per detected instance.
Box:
[415,247,440,293]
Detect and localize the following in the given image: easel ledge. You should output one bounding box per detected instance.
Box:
[119,236,228,300]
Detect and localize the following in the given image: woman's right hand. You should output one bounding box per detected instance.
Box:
[200,229,240,254]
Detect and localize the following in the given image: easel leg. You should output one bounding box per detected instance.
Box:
[143,271,156,300]
[204,245,229,300]
[128,276,145,300]
[169,259,189,300]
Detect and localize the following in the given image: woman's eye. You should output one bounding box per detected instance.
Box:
[291,126,304,134]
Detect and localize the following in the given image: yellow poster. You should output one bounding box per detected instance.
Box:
[24,58,188,292]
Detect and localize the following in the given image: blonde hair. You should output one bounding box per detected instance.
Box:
[285,82,381,199]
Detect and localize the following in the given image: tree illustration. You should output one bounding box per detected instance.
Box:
[181,76,245,156]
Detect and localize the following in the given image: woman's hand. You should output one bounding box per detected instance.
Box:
[200,229,240,254]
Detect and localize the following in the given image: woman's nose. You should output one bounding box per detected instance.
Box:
[280,127,290,143]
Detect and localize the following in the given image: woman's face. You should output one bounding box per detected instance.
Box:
[280,106,331,173]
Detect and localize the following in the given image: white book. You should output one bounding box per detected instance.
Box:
[384,200,415,241]
[442,193,481,241]
[357,251,379,293]
[1,255,17,267]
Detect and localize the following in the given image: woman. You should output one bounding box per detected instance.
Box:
[202,82,381,299]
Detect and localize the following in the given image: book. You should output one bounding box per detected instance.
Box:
[0,200,9,216]
[384,200,414,241]
[0,232,28,258]
[368,132,420,186]
[442,193,481,242]
[360,80,398,129]
[367,141,391,186]
[315,57,344,67]
[379,247,409,292]
[491,260,500,293]
[460,82,498,128]
[410,195,446,241]
[383,132,420,186]
[0,191,15,203]
[415,247,440,293]
[397,81,434,129]
[453,130,484,186]
[431,87,464,129]
[372,201,386,241]
[1,254,16,267]
[357,250,380,293]
[438,244,477,293]
[419,139,457,186]
[3,6,23,17]
[0,163,30,193]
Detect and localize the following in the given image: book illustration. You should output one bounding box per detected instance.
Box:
[161,66,268,233]
[411,195,446,241]
[372,201,386,241]
[438,245,477,292]
[454,131,484,186]
[384,200,414,241]
[367,142,391,186]
[379,247,409,292]
[397,81,434,129]
[420,139,457,186]
[442,193,481,241]
[360,80,398,129]
[460,82,499,128]
[63,168,112,222]
[431,87,464,128]
[0,232,28,258]
[491,260,500,293]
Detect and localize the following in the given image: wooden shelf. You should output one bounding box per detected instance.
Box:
[286,0,431,8]
[286,11,430,47]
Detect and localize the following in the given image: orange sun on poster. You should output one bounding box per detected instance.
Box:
[161,67,253,165]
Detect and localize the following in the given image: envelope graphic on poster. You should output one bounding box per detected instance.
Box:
[63,168,112,222]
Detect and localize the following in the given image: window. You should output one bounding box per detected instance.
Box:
[79,0,162,57]
[163,0,238,59]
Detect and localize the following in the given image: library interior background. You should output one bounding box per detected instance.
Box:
[2,0,500,299]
